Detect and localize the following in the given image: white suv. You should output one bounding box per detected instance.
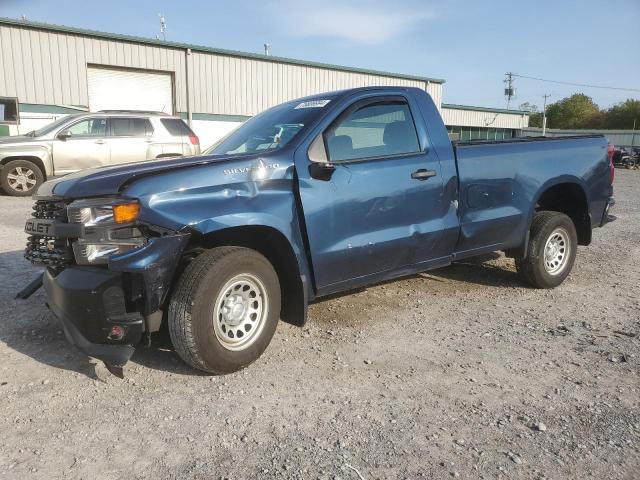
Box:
[0,111,200,196]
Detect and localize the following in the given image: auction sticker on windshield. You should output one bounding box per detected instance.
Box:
[294,99,331,109]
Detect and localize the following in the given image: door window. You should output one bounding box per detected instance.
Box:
[327,100,420,162]
[66,118,107,137]
[109,118,154,137]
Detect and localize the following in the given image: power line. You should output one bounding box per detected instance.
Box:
[511,73,640,93]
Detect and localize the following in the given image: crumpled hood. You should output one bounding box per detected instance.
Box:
[36,153,291,199]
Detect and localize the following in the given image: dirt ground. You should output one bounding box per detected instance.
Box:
[0,170,638,480]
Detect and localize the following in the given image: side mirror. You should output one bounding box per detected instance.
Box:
[57,130,72,140]
[307,133,335,181]
[309,162,336,181]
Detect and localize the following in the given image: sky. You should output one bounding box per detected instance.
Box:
[1,0,639,111]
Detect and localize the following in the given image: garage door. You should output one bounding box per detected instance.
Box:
[87,67,174,114]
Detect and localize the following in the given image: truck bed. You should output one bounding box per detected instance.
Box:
[454,134,605,147]
[451,134,611,257]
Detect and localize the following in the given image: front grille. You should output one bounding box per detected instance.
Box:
[25,199,74,270]
[31,199,68,221]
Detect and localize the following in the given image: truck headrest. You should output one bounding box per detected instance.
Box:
[328,135,354,161]
[383,121,416,154]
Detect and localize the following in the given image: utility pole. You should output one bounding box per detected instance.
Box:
[542,94,551,136]
[504,72,515,109]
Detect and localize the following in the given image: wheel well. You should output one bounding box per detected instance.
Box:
[0,156,47,180]
[536,182,591,245]
[184,226,307,327]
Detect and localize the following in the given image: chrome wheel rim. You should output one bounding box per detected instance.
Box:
[7,166,37,192]
[544,227,570,275]
[213,273,268,351]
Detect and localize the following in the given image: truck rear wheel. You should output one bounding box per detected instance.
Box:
[516,211,577,289]
[1,159,44,196]
[168,246,281,374]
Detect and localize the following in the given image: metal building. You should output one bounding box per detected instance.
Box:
[0,17,527,146]
[442,104,530,141]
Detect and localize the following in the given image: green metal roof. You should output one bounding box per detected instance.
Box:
[0,17,445,84]
[442,103,530,115]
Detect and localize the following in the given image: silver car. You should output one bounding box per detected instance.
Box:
[0,111,200,196]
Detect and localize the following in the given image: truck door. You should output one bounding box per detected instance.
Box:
[296,95,452,294]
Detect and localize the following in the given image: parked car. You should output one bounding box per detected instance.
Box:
[0,111,200,196]
[22,87,615,377]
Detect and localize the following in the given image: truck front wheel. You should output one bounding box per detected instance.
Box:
[168,247,281,374]
[516,211,578,289]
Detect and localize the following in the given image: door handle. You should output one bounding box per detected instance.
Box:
[411,169,437,180]
[95,139,106,144]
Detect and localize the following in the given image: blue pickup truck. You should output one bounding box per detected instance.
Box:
[24,87,615,376]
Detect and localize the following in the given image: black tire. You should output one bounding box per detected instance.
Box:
[1,159,44,196]
[168,246,281,374]
[516,211,577,289]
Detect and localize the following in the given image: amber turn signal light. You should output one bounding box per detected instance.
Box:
[112,202,140,224]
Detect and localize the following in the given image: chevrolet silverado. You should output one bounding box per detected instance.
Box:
[22,87,616,376]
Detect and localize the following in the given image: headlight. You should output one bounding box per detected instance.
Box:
[67,198,145,265]
[67,198,140,225]
[73,242,138,264]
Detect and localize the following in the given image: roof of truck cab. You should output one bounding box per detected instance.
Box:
[290,86,425,102]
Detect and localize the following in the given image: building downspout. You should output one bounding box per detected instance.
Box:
[185,48,193,127]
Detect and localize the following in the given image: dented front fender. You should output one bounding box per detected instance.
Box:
[108,232,191,315]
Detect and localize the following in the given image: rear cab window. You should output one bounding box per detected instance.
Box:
[326,99,420,162]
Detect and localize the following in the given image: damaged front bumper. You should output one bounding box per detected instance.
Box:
[43,233,190,369]
[44,267,138,368]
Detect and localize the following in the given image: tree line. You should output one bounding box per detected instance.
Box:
[519,95,640,130]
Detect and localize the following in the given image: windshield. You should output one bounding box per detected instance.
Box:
[30,114,83,137]
[208,98,333,156]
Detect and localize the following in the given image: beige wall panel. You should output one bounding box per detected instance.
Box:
[0,23,445,118]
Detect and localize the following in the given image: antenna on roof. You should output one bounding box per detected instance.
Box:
[264,43,271,56]
[158,13,167,41]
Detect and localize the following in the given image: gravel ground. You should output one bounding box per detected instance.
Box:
[0,170,638,480]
